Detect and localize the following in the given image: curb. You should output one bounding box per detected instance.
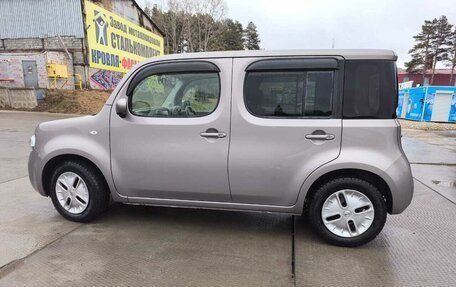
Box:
[0,110,84,117]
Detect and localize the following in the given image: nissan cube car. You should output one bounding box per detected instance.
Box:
[29,50,413,247]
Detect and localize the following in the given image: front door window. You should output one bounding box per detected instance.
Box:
[131,73,220,118]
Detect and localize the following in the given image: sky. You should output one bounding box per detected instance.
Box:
[138,0,456,68]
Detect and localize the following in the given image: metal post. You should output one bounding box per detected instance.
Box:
[80,0,91,89]
[420,86,428,121]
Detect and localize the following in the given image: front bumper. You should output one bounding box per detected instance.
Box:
[28,149,46,196]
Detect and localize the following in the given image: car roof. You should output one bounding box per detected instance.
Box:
[145,49,397,63]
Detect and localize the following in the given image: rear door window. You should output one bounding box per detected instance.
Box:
[244,71,334,118]
[343,61,397,119]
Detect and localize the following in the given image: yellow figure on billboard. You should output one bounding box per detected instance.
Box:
[85,0,164,73]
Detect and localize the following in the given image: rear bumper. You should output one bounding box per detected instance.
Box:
[28,149,46,196]
[383,154,414,214]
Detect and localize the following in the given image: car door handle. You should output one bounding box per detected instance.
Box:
[200,132,227,138]
[305,134,335,140]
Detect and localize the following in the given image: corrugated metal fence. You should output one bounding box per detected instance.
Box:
[0,0,84,39]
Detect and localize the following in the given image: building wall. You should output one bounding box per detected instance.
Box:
[0,53,48,88]
[0,0,163,90]
[0,52,76,90]
[0,37,83,89]
[399,73,456,87]
[0,36,84,51]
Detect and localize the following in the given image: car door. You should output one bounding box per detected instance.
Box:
[229,57,343,206]
[110,59,232,202]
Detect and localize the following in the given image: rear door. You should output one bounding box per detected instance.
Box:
[229,57,343,206]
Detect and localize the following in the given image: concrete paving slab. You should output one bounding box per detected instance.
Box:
[1,111,455,287]
[294,180,456,286]
[0,177,80,267]
[411,164,456,204]
[402,129,456,154]
[0,111,293,286]
[0,111,72,183]
[0,205,293,287]
[402,136,456,165]
[0,111,81,269]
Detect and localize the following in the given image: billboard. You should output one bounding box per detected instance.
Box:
[85,0,164,73]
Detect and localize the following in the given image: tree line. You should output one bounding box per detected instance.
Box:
[406,15,456,85]
[144,0,261,54]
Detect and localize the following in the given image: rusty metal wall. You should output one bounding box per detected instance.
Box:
[0,0,84,39]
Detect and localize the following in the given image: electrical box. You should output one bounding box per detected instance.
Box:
[47,64,68,78]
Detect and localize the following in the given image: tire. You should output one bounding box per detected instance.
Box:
[49,160,110,222]
[307,177,387,247]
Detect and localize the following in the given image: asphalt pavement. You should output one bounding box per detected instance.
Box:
[0,111,455,286]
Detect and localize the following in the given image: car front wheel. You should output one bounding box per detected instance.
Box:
[307,177,387,247]
[49,160,109,222]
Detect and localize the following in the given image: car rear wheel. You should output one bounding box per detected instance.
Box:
[307,177,387,247]
[49,160,109,222]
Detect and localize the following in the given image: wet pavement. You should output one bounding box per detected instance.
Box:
[0,111,455,286]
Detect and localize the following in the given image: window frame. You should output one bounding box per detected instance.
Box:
[243,58,341,119]
[126,61,222,118]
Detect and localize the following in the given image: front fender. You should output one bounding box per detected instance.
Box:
[29,105,125,201]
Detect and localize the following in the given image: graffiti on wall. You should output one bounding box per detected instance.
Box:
[423,93,456,122]
[90,69,123,90]
[423,94,434,121]
[0,59,12,79]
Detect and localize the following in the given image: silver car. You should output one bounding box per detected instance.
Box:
[28,50,413,246]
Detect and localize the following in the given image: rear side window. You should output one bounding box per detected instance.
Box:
[343,61,397,119]
[245,71,334,118]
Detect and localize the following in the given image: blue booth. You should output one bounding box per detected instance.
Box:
[397,86,456,122]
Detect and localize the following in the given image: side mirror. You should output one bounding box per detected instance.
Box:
[116,98,128,118]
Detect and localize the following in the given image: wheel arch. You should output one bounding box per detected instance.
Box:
[42,154,110,197]
[303,168,393,214]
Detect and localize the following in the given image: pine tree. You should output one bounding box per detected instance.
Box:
[218,19,244,50]
[429,16,453,84]
[405,20,435,84]
[244,22,261,50]
[447,28,456,85]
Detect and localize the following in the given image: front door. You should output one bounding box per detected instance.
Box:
[22,60,39,88]
[110,59,232,201]
[228,57,343,206]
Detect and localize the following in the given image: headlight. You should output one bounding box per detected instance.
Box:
[30,135,36,148]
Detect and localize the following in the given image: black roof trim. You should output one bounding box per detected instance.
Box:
[246,58,339,72]
[127,61,220,95]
